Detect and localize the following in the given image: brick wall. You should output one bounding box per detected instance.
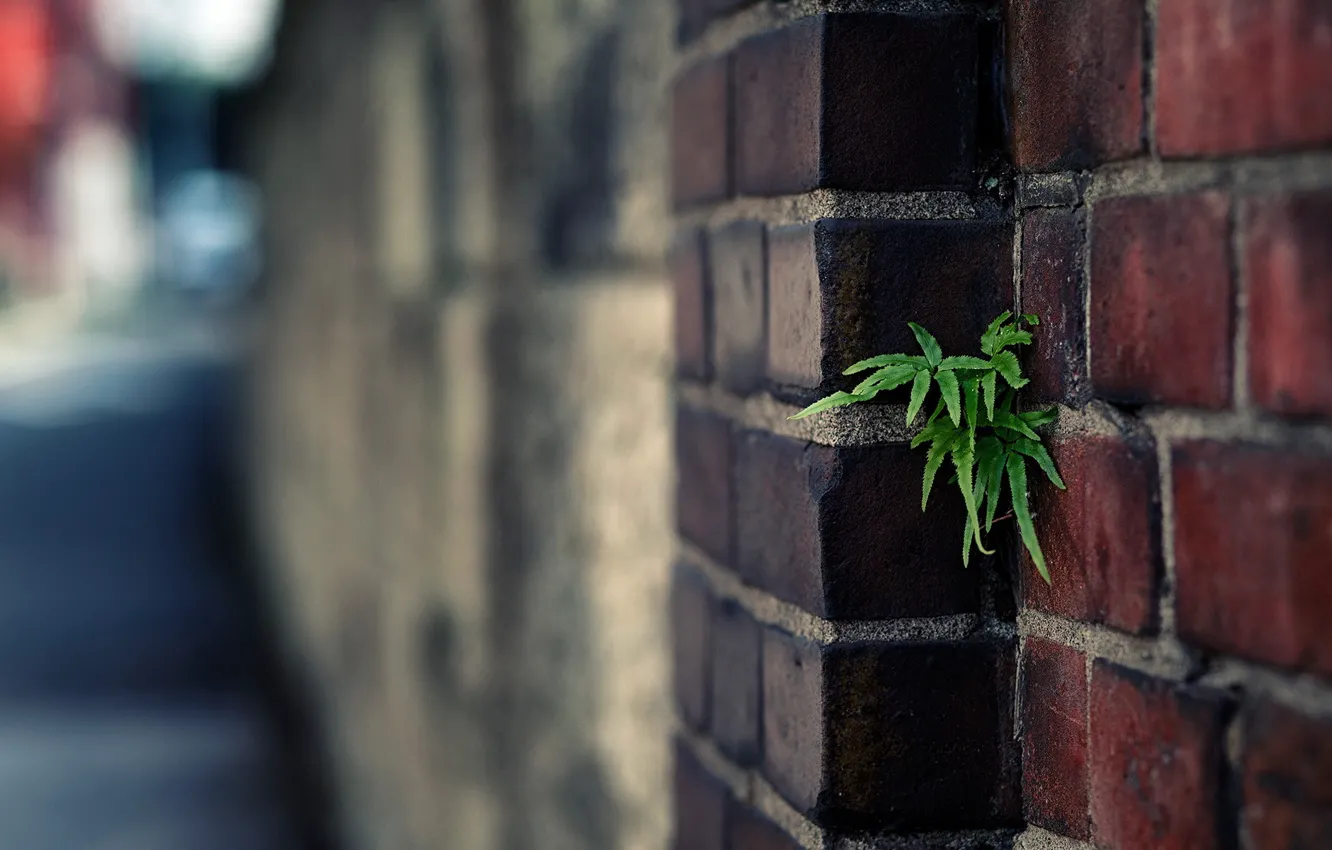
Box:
[673,2,1332,849]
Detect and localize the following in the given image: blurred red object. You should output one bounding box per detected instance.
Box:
[0,0,53,175]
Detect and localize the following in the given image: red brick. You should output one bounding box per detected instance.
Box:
[1089,193,1234,408]
[727,799,801,850]
[1243,700,1332,850]
[678,0,756,43]
[1021,639,1089,839]
[672,565,713,731]
[674,741,726,850]
[709,221,766,394]
[1005,0,1144,170]
[1245,190,1332,419]
[676,408,732,564]
[672,56,730,209]
[1022,432,1161,635]
[671,229,711,382]
[1089,662,1231,850]
[1173,441,1332,677]
[734,431,979,620]
[766,219,1010,395]
[1022,208,1090,405]
[734,14,977,196]
[763,628,1017,830]
[711,597,761,765]
[1156,0,1332,157]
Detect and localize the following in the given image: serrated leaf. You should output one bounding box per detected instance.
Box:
[910,417,956,450]
[935,370,961,426]
[843,353,928,375]
[982,370,997,421]
[990,350,1029,389]
[994,412,1041,441]
[937,355,993,372]
[789,391,865,420]
[999,387,1016,416]
[962,512,974,568]
[921,434,955,511]
[1022,313,1040,326]
[952,445,993,555]
[993,328,1034,351]
[908,322,943,367]
[1019,407,1058,428]
[963,378,980,454]
[1012,438,1066,490]
[852,364,917,396]
[1007,453,1049,584]
[923,396,946,428]
[982,444,1006,532]
[981,312,1013,355]
[906,369,932,425]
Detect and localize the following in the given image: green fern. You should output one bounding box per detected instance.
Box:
[789,312,1064,583]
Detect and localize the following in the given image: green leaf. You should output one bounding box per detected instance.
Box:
[852,364,918,396]
[1022,313,1040,326]
[843,353,928,375]
[1012,438,1066,490]
[906,369,932,425]
[923,396,946,428]
[999,387,1016,416]
[910,417,956,450]
[994,412,1042,441]
[961,471,986,568]
[908,322,943,367]
[992,328,1034,351]
[980,442,1006,532]
[935,370,961,427]
[921,433,955,511]
[982,370,997,421]
[789,391,865,420]
[1007,453,1049,584]
[990,350,1029,388]
[937,355,993,372]
[962,378,980,454]
[953,445,993,555]
[1019,407,1059,428]
[981,312,1013,355]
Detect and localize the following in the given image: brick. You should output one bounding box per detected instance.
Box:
[1005,0,1144,170]
[1245,190,1332,418]
[672,565,713,731]
[763,629,1016,830]
[672,56,730,209]
[1243,700,1332,850]
[674,741,726,850]
[734,14,977,196]
[1156,0,1332,157]
[1089,662,1231,850]
[676,408,732,564]
[1089,193,1234,408]
[1022,208,1090,405]
[1173,441,1332,676]
[1021,639,1089,839]
[767,219,1010,395]
[1021,433,1161,635]
[671,229,711,381]
[679,0,755,43]
[734,431,979,619]
[711,597,761,765]
[727,798,801,850]
[709,221,766,394]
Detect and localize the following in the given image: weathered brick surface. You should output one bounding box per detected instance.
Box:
[1089,662,1231,850]
[1021,638,1089,839]
[674,741,727,850]
[676,408,732,564]
[727,798,802,850]
[671,229,711,381]
[1156,0,1332,157]
[678,0,755,44]
[1243,700,1332,850]
[672,56,730,209]
[1089,193,1233,408]
[709,221,767,395]
[711,598,762,765]
[766,219,1010,395]
[734,431,979,619]
[1005,0,1144,170]
[1173,441,1332,677]
[763,629,1016,830]
[1021,208,1090,405]
[1022,433,1161,635]
[1245,190,1332,419]
[734,14,977,196]
[672,565,713,732]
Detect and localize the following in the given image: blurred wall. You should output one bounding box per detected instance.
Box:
[237,1,674,848]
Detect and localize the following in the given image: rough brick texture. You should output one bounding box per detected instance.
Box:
[727,799,801,850]
[1021,207,1090,405]
[1090,662,1231,850]
[1090,193,1234,408]
[763,629,1016,830]
[671,229,711,381]
[672,565,713,732]
[734,431,979,619]
[1243,700,1332,850]
[1245,190,1332,418]
[676,407,732,564]
[1021,638,1089,839]
[674,742,727,850]
[709,221,767,395]
[672,56,730,208]
[1005,0,1144,170]
[711,598,762,765]
[1156,0,1332,157]
[1173,441,1332,676]
[734,14,977,196]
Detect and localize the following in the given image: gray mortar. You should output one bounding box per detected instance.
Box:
[1016,173,1082,209]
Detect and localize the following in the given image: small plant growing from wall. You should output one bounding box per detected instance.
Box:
[791,313,1063,583]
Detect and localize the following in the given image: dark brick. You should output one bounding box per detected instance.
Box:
[1089,662,1231,850]
[674,741,726,850]
[671,229,711,381]
[1022,208,1090,405]
[1173,441,1332,677]
[1156,0,1332,157]
[1005,0,1144,170]
[1021,433,1161,635]
[672,564,713,731]
[711,597,761,765]
[679,0,756,44]
[734,431,980,619]
[763,629,1016,830]
[677,408,732,564]
[672,56,730,209]
[709,221,767,394]
[766,219,1011,395]
[734,14,977,196]
[1021,638,1089,839]
[1089,193,1234,408]
[727,798,801,850]
[1243,700,1332,850]
[1245,190,1332,419]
